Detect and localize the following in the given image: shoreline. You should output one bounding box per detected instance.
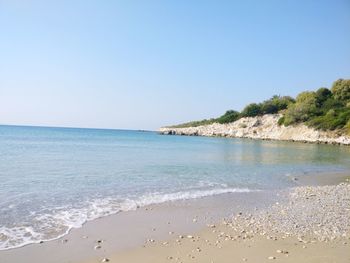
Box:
[82,181,350,263]
[0,191,278,263]
[159,114,350,146]
[1,171,348,250]
[1,172,349,263]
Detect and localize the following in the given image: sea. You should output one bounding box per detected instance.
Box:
[0,125,349,250]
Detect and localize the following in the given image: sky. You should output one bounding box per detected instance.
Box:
[0,0,349,130]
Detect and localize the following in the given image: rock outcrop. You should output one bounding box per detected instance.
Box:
[159,114,350,145]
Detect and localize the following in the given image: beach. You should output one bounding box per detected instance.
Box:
[1,175,350,263]
[1,127,350,263]
[85,181,350,263]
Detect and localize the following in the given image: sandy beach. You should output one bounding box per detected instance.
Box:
[81,181,350,263]
[1,173,349,263]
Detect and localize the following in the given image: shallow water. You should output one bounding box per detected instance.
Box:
[0,125,349,250]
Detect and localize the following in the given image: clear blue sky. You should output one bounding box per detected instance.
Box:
[1,0,349,130]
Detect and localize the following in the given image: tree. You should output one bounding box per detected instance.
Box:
[260,95,295,114]
[261,101,279,114]
[331,79,350,102]
[271,95,295,110]
[217,110,240,124]
[315,87,332,106]
[241,103,262,117]
[283,91,317,125]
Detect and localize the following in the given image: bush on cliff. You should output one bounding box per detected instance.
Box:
[279,79,350,132]
[241,96,295,117]
[331,79,350,102]
[346,120,350,135]
[217,110,240,124]
[283,91,318,125]
[241,103,263,117]
[169,118,217,128]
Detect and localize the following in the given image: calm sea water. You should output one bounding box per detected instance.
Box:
[0,125,350,250]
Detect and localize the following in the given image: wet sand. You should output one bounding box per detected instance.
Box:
[82,181,350,263]
[1,172,349,263]
[0,191,276,263]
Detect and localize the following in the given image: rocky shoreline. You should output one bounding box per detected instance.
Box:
[159,114,350,146]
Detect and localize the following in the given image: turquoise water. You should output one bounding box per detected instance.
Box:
[0,125,350,250]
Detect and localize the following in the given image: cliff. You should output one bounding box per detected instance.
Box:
[159,114,350,145]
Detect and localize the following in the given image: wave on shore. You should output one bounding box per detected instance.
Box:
[0,187,254,251]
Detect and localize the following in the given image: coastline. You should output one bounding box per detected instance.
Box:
[82,180,350,263]
[0,191,277,263]
[1,172,349,263]
[159,114,350,146]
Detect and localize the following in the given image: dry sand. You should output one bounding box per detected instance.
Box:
[83,181,350,263]
[86,225,349,263]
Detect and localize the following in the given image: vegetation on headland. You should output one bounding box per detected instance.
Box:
[169,118,218,128]
[169,79,350,135]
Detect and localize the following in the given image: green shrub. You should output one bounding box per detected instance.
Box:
[258,96,295,115]
[346,120,350,135]
[241,103,263,117]
[261,101,279,114]
[277,116,285,126]
[283,91,318,125]
[217,110,240,124]
[169,118,217,128]
[307,108,350,131]
[331,79,350,102]
[271,95,295,110]
[315,87,332,106]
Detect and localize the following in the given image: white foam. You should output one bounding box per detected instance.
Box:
[131,187,253,207]
[0,187,255,250]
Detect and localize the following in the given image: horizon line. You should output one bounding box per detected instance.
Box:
[0,123,155,132]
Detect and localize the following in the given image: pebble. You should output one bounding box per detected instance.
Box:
[276,249,288,254]
[227,183,350,242]
[268,256,276,260]
[101,258,109,262]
